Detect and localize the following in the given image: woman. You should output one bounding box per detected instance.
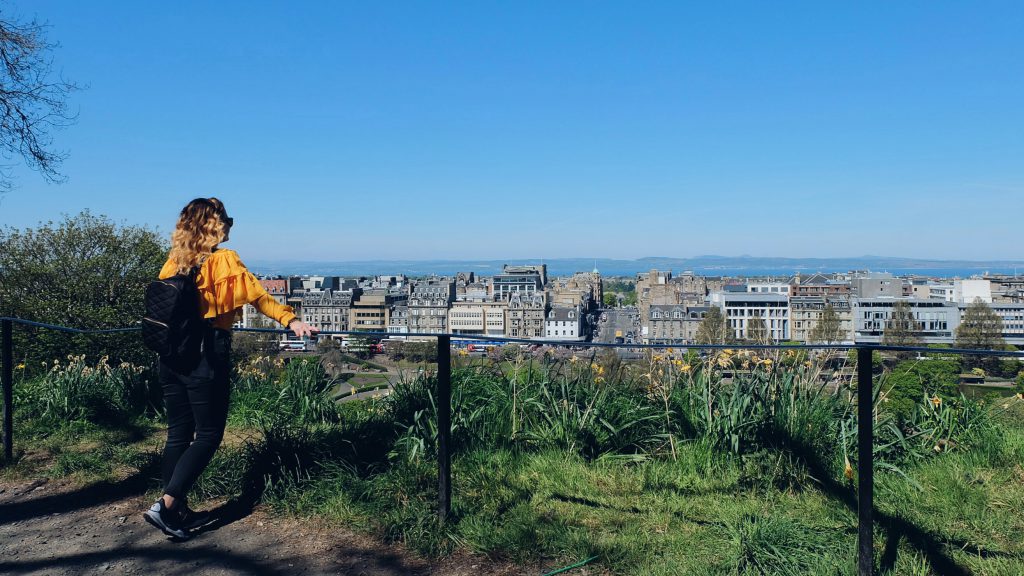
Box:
[143,198,317,539]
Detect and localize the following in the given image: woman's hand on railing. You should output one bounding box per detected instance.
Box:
[287,319,319,338]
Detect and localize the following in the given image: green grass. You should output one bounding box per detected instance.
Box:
[7,351,1024,575]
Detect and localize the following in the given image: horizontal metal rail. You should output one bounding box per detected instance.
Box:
[2,317,1019,356]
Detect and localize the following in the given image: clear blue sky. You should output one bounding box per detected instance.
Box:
[1,1,1022,261]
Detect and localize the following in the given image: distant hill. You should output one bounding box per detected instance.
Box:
[246,256,1024,279]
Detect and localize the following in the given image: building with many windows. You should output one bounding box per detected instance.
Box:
[544,306,584,341]
[852,298,960,344]
[493,265,546,298]
[300,289,354,333]
[506,292,547,338]
[348,288,404,332]
[959,302,1024,346]
[449,299,507,336]
[790,297,854,344]
[408,278,455,336]
[708,292,790,341]
[644,305,707,344]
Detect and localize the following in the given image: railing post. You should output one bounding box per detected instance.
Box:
[857,346,874,576]
[436,334,452,522]
[2,319,13,463]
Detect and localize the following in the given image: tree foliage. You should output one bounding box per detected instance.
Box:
[955,299,1006,371]
[0,14,78,189]
[882,300,921,356]
[695,307,732,345]
[745,316,769,344]
[0,212,167,370]
[882,359,960,421]
[809,304,843,345]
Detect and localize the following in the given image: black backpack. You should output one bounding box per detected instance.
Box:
[142,267,206,371]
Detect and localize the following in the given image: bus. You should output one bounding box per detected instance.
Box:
[279,339,307,352]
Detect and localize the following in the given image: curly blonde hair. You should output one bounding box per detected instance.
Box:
[168,197,230,274]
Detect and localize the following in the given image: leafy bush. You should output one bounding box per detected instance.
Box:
[17,354,148,427]
[231,357,340,428]
[0,212,166,371]
[880,359,960,421]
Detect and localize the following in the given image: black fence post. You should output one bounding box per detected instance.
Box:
[436,334,452,522]
[857,346,874,576]
[2,319,13,463]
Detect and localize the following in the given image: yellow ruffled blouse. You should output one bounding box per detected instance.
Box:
[158,249,296,331]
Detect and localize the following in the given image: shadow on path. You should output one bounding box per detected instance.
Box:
[0,465,157,526]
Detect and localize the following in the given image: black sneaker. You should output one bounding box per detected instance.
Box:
[179,503,213,530]
[143,499,189,539]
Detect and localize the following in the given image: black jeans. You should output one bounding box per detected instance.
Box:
[159,328,232,500]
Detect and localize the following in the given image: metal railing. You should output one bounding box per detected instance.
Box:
[2,316,1020,576]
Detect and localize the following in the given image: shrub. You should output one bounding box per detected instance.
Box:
[17,354,148,427]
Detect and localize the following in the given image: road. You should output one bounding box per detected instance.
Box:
[591,308,642,357]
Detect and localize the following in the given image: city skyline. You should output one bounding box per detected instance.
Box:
[1,1,1022,260]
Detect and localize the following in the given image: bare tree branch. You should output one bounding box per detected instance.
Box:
[0,12,78,190]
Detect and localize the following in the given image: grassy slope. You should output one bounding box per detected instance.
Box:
[247,401,1024,575]
[6,367,1023,576]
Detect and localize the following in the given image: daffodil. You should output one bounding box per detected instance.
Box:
[930,396,942,407]
[16,363,25,370]
[681,364,692,374]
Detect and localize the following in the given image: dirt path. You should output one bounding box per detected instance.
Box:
[0,477,541,576]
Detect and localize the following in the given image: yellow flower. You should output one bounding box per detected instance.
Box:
[723,349,735,356]
[653,355,663,362]
[591,363,600,372]
[803,360,813,368]
[597,365,606,376]
[844,456,854,481]
[761,358,773,367]
[681,364,692,374]
[741,361,750,370]
[667,347,675,354]
[930,396,942,407]
[16,363,25,370]
[569,356,579,364]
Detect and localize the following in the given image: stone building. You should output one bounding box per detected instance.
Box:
[506,292,547,339]
[300,289,354,333]
[790,297,854,344]
[408,278,455,336]
[387,305,409,337]
[240,278,290,328]
[645,305,709,344]
[549,272,601,311]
